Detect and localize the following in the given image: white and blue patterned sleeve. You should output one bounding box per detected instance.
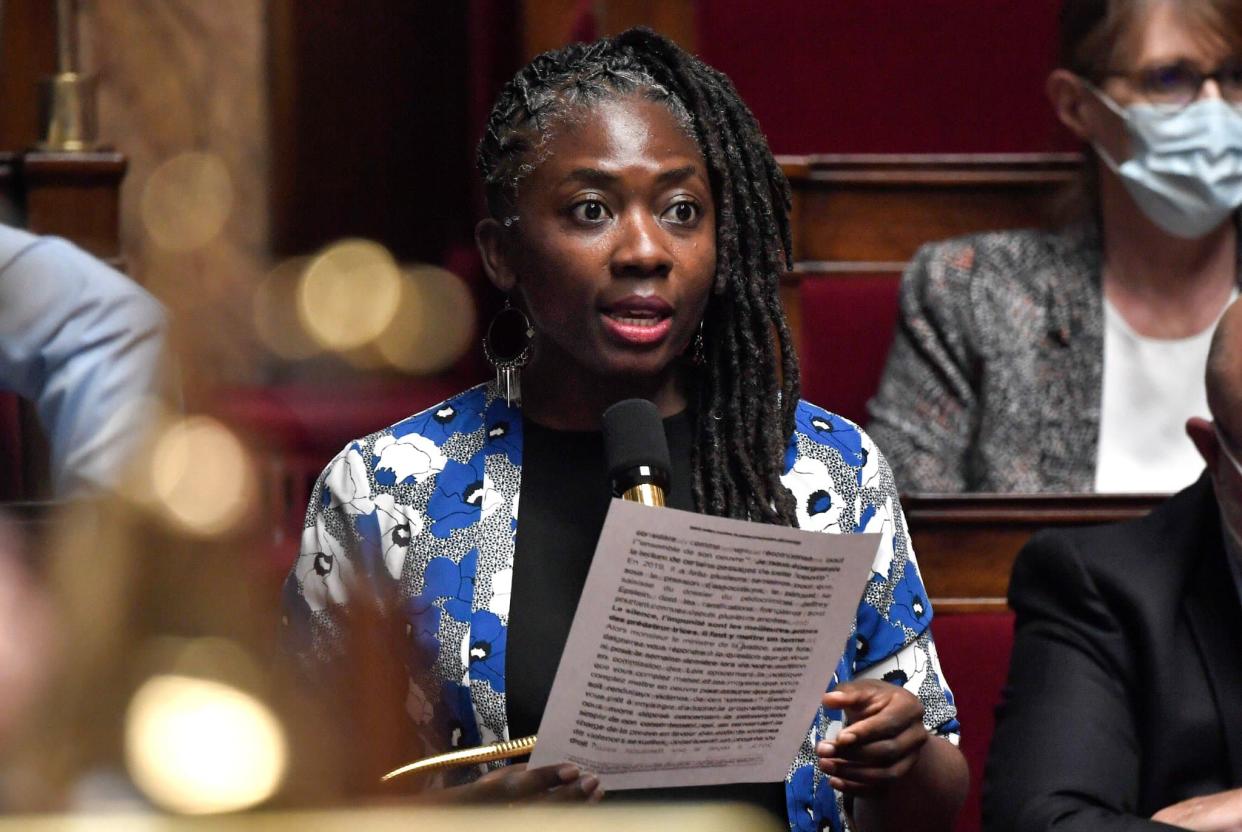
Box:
[855,431,959,741]
[782,403,960,832]
[788,404,958,736]
[281,439,375,672]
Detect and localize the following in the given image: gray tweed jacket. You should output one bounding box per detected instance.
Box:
[866,223,1242,493]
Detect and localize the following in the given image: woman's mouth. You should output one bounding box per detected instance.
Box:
[599,298,674,346]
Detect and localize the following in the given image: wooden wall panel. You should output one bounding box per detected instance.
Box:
[596,0,696,51]
[21,151,126,264]
[905,493,1164,613]
[698,2,1067,155]
[0,0,57,150]
[781,154,1082,268]
[521,0,580,59]
[521,0,696,60]
[268,0,473,263]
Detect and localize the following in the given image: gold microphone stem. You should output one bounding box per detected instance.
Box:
[40,0,97,151]
[56,0,77,74]
[622,483,665,506]
[380,735,537,782]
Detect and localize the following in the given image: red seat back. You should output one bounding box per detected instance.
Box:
[0,393,25,501]
[930,612,1015,832]
[797,273,901,425]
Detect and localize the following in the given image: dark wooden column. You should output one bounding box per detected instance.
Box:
[0,0,57,150]
[267,0,473,262]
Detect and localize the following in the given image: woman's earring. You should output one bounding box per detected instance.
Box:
[483,298,534,406]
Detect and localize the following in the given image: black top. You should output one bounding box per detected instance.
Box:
[508,410,787,824]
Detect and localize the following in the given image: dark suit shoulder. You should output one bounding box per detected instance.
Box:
[1011,477,1218,615]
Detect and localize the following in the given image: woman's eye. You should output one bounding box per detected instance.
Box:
[663,201,700,225]
[571,199,609,223]
[1140,62,1198,96]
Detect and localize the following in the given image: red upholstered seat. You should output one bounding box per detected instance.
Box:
[797,273,901,426]
[931,612,1015,832]
[0,393,25,501]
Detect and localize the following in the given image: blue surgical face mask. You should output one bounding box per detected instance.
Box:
[1087,85,1242,238]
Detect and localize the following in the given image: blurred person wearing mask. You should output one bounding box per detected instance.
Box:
[984,297,1242,831]
[868,0,1242,494]
[0,224,167,496]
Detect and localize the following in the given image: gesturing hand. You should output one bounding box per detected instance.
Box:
[447,762,604,804]
[1152,787,1242,831]
[816,679,928,794]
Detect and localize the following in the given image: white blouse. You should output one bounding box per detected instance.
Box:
[1094,292,1236,493]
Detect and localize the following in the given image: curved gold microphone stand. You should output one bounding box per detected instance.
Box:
[381,735,538,782]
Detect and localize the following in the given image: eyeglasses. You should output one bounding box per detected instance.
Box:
[1102,59,1242,110]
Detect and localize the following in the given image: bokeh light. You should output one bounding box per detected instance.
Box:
[297,240,402,352]
[124,673,287,815]
[252,257,321,361]
[147,416,255,537]
[375,264,476,374]
[140,152,234,252]
[149,636,267,695]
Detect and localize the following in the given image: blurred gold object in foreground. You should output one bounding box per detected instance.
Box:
[125,673,288,814]
[0,804,783,832]
[381,735,537,782]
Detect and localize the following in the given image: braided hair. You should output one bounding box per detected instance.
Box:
[477,28,801,527]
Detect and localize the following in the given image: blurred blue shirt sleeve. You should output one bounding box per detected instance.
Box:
[0,225,168,495]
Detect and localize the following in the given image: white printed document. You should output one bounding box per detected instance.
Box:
[528,498,879,789]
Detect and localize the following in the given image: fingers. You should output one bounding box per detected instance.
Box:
[821,686,869,711]
[824,755,918,784]
[467,763,585,803]
[820,725,926,765]
[545,773,604,803]
[820,757,919,794]
[816,681,928,794]
[474,761,527,784]
[822,680,894,721]
[817,730,925,794]
[819,724,926,767]
[835,700,924,748]
[822,683,924,749]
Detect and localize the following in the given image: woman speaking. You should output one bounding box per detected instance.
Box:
[282,28,967,832]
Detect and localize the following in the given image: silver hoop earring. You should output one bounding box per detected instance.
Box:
[482,298,534,406]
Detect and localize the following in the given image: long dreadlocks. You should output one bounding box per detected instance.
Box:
[477,27,801,527]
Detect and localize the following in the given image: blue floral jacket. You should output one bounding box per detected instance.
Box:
[283,382,959,832]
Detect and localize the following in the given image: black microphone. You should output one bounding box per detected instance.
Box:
[602,399,670,507]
